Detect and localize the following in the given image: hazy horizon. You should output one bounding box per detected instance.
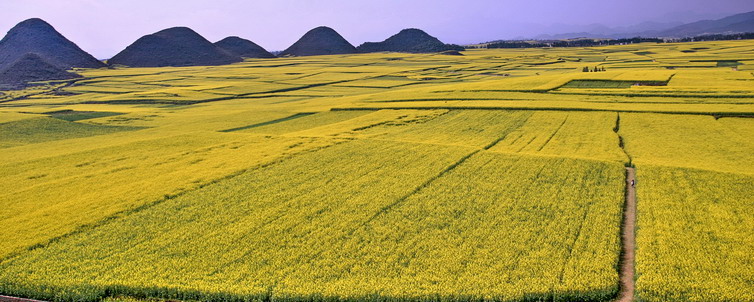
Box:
[1,0,753,59]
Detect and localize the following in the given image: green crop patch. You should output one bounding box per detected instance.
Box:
[716,60,742,67]
[45,110,125,121]
[0,117,141,147]
[688,60,744,67]
[560,79,668,89]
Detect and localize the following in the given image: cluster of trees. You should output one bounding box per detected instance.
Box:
[583,66,606,72]
[484,33,754,49]
[672,32,754,42]
[484,41,544,48]
[486,37,664,49]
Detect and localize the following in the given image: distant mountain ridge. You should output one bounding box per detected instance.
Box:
[528,11,754,40]
[215,36,275,59]
[3,10,754,88]
[0,18,104,70]
[358,28,463,53]
[656,11,754,37]
[0,53,80,89]
[109,27,242,67]
[280,26,356,57]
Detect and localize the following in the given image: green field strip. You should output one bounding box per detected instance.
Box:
[44,110,125,122]
[0,117,143,148]
[549,90,754,98]
[365,98,531,103]
[560,80,668,89]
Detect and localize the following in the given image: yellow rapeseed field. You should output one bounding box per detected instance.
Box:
[634,165,754,302]
[1,39,753,302]
[0,141,625,302]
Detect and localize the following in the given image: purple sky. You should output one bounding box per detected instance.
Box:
[1,0,753,59]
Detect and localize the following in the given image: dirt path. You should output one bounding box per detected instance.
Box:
[0,295,46,302]
[615,167,637,302]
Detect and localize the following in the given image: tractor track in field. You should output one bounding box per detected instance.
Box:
[615,167,637,302]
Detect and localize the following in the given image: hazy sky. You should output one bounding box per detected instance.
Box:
[1,0,753,59]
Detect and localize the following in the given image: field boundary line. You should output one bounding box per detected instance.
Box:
[549,91,754,99]
[0,139,348,265]
[358,119,528,228]
[556,185,595,293]
[69,65,455,106]
[614,113,633,166]
[330,107,754,118]
[218,112,315,132]
[536,115,568,152]
[0,80,81,104]
[358,149,481,227]
[482,112,533,150]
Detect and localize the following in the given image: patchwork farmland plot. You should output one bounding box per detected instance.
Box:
[0,142,626,302]
[634,166,754,302]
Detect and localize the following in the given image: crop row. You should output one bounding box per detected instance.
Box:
[635,165,754,301]
[0,140,625,302]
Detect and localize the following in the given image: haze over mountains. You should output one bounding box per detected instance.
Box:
[530,10,754,40]
[656,10,754,37]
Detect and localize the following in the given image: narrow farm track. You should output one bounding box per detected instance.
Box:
[0,295,46,302]
[615,167,637,302]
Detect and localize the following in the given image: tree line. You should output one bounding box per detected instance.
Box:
[482,33,754,49]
